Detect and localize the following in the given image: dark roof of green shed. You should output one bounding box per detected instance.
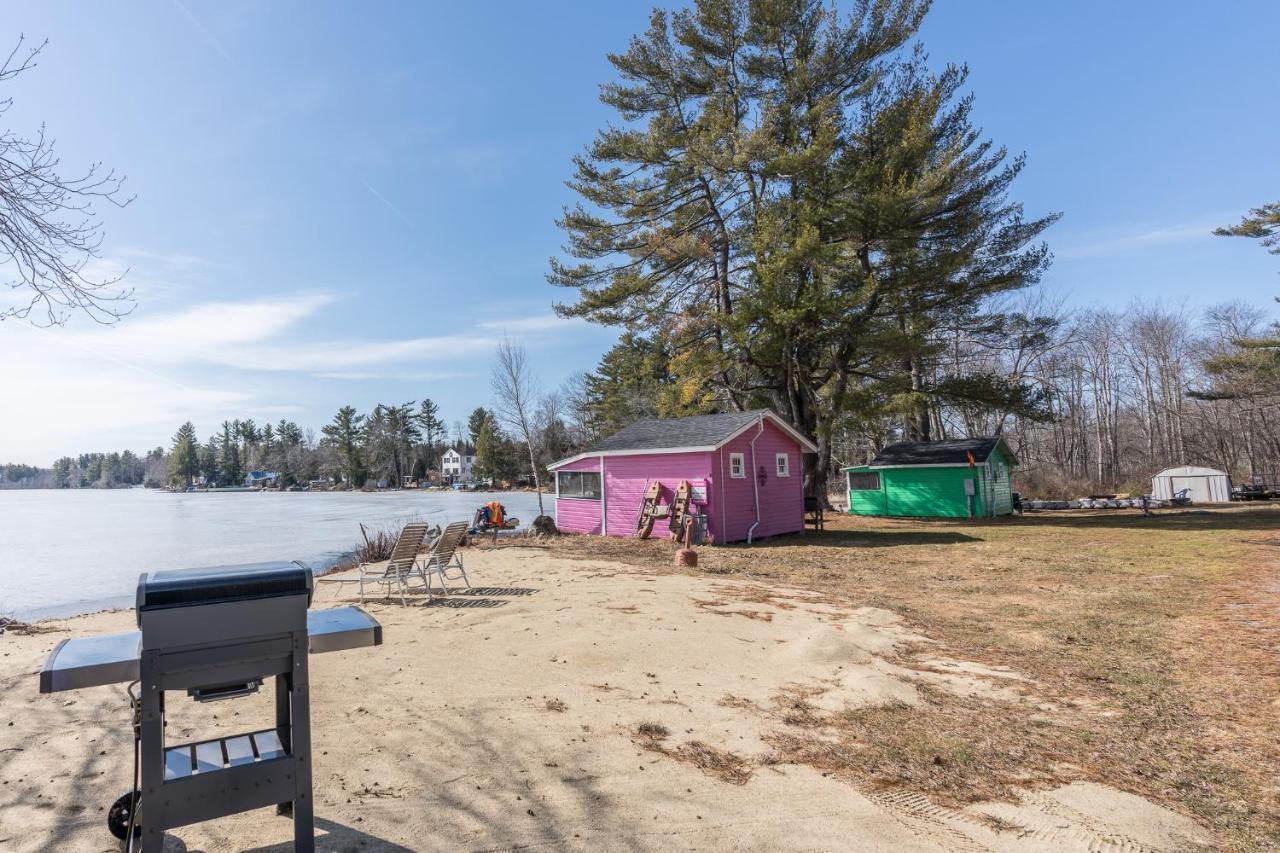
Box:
[849,437,1016,469]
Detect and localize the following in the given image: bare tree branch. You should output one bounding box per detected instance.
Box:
[491,335,548,518]
[1,35,134,325]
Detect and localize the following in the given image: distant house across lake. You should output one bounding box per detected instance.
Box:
[245,471,280,488]
[548,409,816,544]
[441,447,475,483]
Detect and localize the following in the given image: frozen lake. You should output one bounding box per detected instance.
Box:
[0,488,546,620]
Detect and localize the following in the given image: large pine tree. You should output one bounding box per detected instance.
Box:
[552,0,1055,493]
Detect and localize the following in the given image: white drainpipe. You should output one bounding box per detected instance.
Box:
[599,454,607,535]
[746,415,765,544]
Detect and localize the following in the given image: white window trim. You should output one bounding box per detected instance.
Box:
[775,452,790,477]
[729,452,745,478]
[557,470,603,500]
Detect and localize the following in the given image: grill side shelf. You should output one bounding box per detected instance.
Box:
[39,606,382,693]
[39,631,141,693]
[307,606,382,654]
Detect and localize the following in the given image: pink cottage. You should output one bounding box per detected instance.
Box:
[547,410,817,544]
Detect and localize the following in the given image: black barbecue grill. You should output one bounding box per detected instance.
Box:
[39,561,383,852]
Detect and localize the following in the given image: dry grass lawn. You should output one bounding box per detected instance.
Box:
[531,504,1280,851]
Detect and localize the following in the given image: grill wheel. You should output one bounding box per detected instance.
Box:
[107,790,141,840]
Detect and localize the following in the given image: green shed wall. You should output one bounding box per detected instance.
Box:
[846,467,887,515]
[987,445,1014,516]
[846,447,1017,519]
[882,467,977,517]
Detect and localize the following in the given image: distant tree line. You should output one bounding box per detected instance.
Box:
[17,378,584,491]
[46,450,154,489]
[156,395,580,491]
[0,462,51,488]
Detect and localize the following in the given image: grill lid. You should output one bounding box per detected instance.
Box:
[137,562,313,614]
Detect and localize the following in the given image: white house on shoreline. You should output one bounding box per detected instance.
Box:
[441,447,475,482]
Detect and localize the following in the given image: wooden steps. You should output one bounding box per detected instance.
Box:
[635,481,662,539]
[667,480,692,539]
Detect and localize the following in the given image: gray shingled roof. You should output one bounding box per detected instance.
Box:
[869,437,1012,467]
[588,410,772,453]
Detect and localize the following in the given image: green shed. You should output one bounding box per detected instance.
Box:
[845,437,1018,518]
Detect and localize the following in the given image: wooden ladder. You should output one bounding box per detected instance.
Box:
[635,481,662,539]
[667,480,692,539]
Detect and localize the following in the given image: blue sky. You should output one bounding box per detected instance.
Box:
[1,1,1276,463]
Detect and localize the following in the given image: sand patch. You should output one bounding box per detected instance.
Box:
[0,546,1207,851]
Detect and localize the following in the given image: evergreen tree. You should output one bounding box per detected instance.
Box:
[473,419,517,484]
[467,407,495,446]
[169,422,199,488]
[1215,203,1280,255]
[416,398,445,476]
[260,422,276,473]
[219,420,243,486]
[363,403,420,487]
[321,405,366,486]
[1198,301,1280,401]
[551,0,1054,492]
[275,419,303,485]
[239,419,259,470]
[51,456,73,488]
[199,434,220,484]
[582,332,693,436]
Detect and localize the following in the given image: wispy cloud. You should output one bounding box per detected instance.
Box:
[171,0,234,63]
[0,292,595,460]
[476,314,586,334]
[361,180,416,228]
[1055,220,1219,260]
[314,369,475,381]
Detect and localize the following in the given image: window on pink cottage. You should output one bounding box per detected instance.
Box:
[776,453,790,477]
[729,452,745,478]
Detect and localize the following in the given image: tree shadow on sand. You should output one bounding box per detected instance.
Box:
[22,661,658,853]
[239,817,417,852]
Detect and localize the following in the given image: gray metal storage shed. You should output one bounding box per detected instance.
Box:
[1151,465,1232,503]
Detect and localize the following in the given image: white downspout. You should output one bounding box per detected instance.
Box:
[599,454,607,535]
[746,415,765,544]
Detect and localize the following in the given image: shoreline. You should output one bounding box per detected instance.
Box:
[9,550,358,624]
[1,488,546,621]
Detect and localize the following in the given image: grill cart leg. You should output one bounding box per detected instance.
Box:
[140,657,166,853]
[275,672,292,817]
[291,642,315,852]
[275,645,315,851]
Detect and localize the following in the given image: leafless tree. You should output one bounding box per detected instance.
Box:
[825,296,1280,497]
[491,336,548,518]
[559,370,596,444]
[1,36,133,325]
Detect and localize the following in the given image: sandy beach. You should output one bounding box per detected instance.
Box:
[0,542,1212,852]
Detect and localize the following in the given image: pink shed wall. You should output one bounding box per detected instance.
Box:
[553,417,807,543]
[713,419,805,543]
[602,452,714,539]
